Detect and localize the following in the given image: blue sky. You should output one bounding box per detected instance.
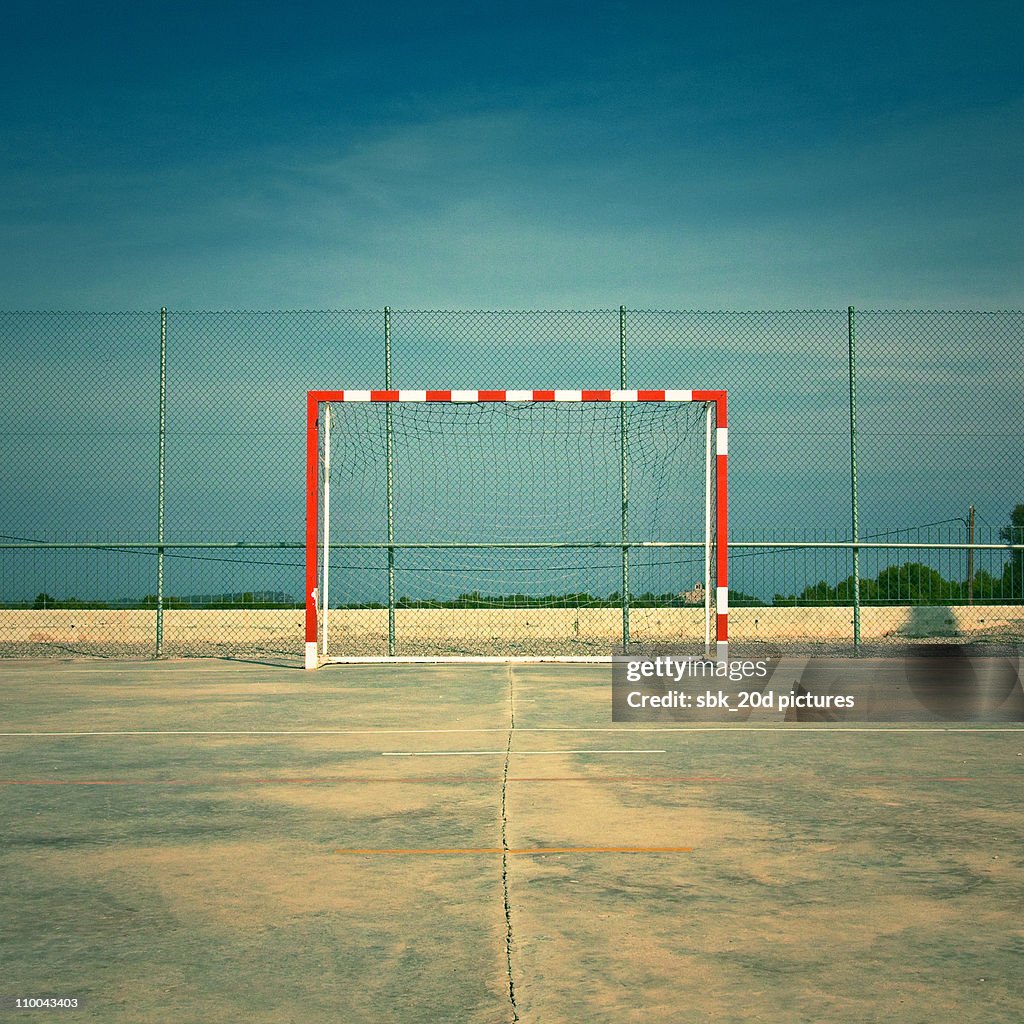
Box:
[1,0,1022,310]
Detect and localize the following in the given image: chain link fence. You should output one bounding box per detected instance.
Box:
[2,308,1022,659]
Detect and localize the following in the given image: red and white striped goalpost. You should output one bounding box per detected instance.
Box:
[305,389,728,668]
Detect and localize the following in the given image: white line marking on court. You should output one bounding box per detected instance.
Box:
[0,730,520,737]
[383,749,667,756]
[0,728,1020,737]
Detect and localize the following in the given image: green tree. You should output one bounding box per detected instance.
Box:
[797,580,836,604]
[874,562,957,604]
[835,574,879,604]
[971,569,1003,601]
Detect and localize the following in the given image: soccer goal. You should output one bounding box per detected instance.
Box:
[304,389,727,668]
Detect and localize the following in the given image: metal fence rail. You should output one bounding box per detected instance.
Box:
[2,308,1022,658]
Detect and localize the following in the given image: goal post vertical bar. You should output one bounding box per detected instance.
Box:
[619,306,630,651]
[704,401,713,657]
[695,389,728,661]
[304,391,321,669]
[320,403,332,656]
[715,392,729,661]
[384,308,396,657]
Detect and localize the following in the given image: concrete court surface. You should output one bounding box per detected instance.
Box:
[0,658,1021,1023]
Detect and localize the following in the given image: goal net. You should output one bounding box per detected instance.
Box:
[304,389,727,667]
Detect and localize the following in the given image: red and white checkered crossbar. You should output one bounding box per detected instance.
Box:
[304,388,728,666]
[306,388,721,403]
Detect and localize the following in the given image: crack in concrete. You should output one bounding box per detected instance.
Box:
[501,662,520,1021]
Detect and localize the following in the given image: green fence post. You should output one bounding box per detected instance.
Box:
[384,307,396,656]
[155,307,167,657]
[848,306,862,651]
[619,305,630,650]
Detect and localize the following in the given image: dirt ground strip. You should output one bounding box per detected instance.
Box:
[0,659,1022,1023]
[3,605,1023,660]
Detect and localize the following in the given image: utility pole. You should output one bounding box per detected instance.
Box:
[967,504,975,605]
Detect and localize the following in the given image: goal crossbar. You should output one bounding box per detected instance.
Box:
[305,388,728,667]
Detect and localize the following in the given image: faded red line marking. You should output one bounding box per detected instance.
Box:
[333,846,694,856]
